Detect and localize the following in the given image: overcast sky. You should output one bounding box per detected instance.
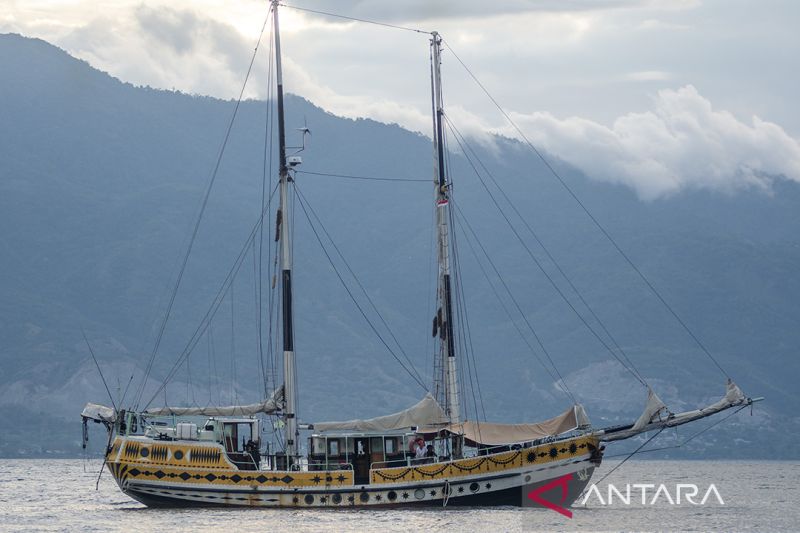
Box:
[3,0,799,198]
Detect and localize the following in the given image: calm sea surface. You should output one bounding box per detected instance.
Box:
[0,459,797,532]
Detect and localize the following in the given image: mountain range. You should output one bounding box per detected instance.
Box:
[1,33,797,458]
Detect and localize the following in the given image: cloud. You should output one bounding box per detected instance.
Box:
[623,70,671,82]
[4,2,798,202]
[289,0,698,24]
[282,56,431,133]
[52,5,259,99]
[135,6,199,54]
[504,85,800,199]
[638,18,692,31]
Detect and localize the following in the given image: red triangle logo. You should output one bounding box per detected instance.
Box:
[526,472,574,518]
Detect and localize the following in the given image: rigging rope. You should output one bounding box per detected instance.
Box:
[441,37,731,381]
[280,3,431,35]
[590,428,665,490]
[141,183,280,411]
[444,114,648,388]
[81,329,117,412]
[452,202,576,403]
[257,15,276,399]
[439,101,486,422]
[253,235,268,398]
[230,279,239,405]
[132,9,273,410]
[445,116,647,385]
[603,404,750,459]
[581,404,750,505]
[207,323,220,406]
[293,182,429,392]
[125,0,732,418]
[297,169,429,183]
[426,43,440,403]
[449,206,487,421]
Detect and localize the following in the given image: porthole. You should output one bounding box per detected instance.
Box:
[387,491,397,501]
[304,494,314,505]
[332,493,342,504]
[469,482,479,493]
[173,450,184,460]
[524,475,531,483]
[140,448,149,458]
[359,492,369,503]
[414,488,425,500]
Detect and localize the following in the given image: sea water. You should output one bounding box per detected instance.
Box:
[0,459,797,532]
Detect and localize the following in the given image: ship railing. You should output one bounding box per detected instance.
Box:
[368,434,590,471]
[241,451,260,471]
[304,460,353,472]
[370,456,437,470]
[464,432,590,456]
[259,455,353,472]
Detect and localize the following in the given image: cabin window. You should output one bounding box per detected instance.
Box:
[370,437,383,453]
[385,438,396,454]
[328,439,340,456]
[311,437,325,455]
[343,437,355,453]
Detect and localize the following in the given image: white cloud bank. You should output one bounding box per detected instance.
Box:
[4,3,798,201]
[506,85,800,199]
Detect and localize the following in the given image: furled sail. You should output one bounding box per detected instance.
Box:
[632,387,669,431]
[422,404,591,446]
[144,386,284,417]
[599,379,752,442]
[313,394,449,432]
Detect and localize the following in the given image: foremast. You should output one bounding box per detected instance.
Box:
[272,0,298,464]
[430,32,461,426]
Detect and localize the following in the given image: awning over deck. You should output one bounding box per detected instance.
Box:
[313,394,449,433]
[422,404,591,446]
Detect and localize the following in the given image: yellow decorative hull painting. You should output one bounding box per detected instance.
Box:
[105,435,600,507]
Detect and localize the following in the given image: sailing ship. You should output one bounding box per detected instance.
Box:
[81,1,759,509]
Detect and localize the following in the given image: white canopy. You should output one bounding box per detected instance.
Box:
[423,404,591,446]
[144,386,284,417]
[81,402,117,423]
[313,394,448,433]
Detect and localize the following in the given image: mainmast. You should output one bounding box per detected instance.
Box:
[430,32,461,425]
[272,0,298,463]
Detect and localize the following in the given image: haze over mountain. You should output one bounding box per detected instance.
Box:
[1,33,797,458]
